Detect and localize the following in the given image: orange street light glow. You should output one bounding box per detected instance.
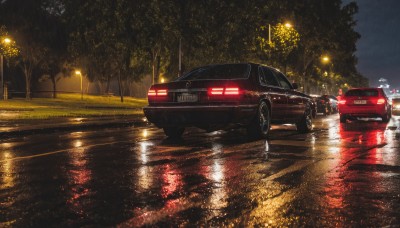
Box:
[3,38,11,44]
[322,56,330,63]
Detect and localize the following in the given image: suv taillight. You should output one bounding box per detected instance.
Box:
[338,99,346,105]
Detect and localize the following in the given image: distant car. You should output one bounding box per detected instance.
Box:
[315,95,338,115]
[392,97,400,115]
[338,87,391,123]
[143,63,316,138]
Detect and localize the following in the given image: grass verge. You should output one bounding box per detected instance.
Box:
[0,93,148,120]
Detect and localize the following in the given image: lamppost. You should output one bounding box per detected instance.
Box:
[321,55,332,94]
[75,70,83,100]
[1,37,11,100]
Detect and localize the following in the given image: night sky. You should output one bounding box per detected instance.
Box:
[350,0,400,88]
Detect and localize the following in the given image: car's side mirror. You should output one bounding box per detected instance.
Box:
[292,83,299,90]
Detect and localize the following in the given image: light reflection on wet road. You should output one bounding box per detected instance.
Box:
[1,115,400,226]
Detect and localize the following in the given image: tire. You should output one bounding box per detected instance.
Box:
[296,104,313,133]
[247,101,271,139]
[163,126,185,138]
[382,113,390,123]
[340,114,347,123]
[326,105,331,115]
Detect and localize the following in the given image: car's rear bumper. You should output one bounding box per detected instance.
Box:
[339,105,387,117]
[143,104,258,128]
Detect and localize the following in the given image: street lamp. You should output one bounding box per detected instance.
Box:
[75,70,83,100]
[1,37,12,100]
[284,22,292,28]
[322,56,330,63]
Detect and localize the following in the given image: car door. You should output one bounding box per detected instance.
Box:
[273,71,304,119]
[259,67,288,121]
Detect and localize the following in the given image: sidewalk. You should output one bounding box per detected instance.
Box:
[0,114,147,139]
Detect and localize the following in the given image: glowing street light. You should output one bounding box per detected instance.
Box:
[322,56,330,63]
[75,70,83,100]
[284,22,293,28]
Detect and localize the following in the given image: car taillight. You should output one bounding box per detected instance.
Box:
[209,88,224,95]
[377,98,385,105]
[225,87,239,95]
[338,100,346,105]
[148,89,156,96]
[148,89,168,97]
[157,89,167,96]
[208,87,240,96]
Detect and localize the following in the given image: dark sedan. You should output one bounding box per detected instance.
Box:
[391,97,400,115]
[143,63,316,138]
[316,95,338,115]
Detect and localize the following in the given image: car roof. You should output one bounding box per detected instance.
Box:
[347,87,382,91]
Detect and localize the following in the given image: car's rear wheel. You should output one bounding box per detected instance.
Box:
[326,105,331,115]
[247,101,270,139]
[296,104,313,133]
[163,127,185,138]
[340,114,347,123]
[382,112,390,122]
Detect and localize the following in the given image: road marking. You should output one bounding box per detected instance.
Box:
[0,141,130,163]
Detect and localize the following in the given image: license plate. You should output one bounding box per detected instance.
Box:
[354,100,367,104]
[177,93,198,102]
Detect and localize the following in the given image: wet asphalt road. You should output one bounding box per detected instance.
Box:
[1,114,400,227]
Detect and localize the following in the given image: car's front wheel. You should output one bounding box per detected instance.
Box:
[163,127,185,138]
[296,104,313,133]
[247,101,270,139]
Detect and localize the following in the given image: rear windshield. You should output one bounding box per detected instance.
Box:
[345,89,379,97]
[180,64,251,80]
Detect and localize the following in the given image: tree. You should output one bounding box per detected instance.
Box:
[0,0,57,99]
[0,26,19,58]
[257,23,300,74]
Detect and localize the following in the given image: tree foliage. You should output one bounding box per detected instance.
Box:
[0,0,366,99]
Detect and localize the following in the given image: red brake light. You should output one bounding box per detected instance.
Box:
[338,100,346,105]
[148,89,167,97]
[225,87,239,95]
[209,88,224,95]
[377,98,385,105]
[157,89,168,96]
[208,87,240,96]
[148,89,156,96]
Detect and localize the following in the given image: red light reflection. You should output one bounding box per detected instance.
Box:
[321,122,388,222]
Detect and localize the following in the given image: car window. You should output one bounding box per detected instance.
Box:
[345,89,379,97]
[259,67,279,86]
[180,64,250,80]
[274,72,292,90]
